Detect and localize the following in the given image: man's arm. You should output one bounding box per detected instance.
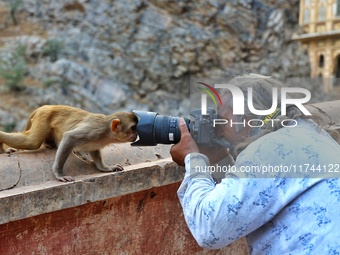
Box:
[170,119,262,248]
[170,118,306,249]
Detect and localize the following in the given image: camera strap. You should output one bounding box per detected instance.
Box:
[261,108,281,124]
[250,108,281,137]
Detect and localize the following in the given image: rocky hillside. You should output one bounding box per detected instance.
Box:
[0,0,313,130]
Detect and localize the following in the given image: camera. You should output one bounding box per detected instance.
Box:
[131,109,231,148]
[189,109,219,147]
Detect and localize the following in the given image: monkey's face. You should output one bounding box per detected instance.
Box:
[111,112,138,143]
[123,122,138,142]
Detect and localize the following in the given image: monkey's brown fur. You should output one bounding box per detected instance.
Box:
[0,105,138,182]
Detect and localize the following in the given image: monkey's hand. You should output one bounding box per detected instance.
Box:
[0,145,17,154]
[97,164,124,172]
[56,175,75,182]
[0,143,15,154]
[90,150,124,172]
[5,147,17,154]
[111,164,124,171]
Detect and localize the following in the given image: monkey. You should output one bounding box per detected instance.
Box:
[0,105,138,182]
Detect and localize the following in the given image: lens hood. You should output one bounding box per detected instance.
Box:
[131,110,158,146]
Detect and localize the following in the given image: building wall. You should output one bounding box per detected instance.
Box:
[298,0,340,92]
[0,182,248,255]
[299,0,340,34]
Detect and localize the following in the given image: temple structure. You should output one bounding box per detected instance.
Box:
[295,0,340,92]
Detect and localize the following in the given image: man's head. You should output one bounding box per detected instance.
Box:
[216,74,284,147]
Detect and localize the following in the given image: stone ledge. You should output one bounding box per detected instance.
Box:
[0,158,183,225]
[0,143,184,225]
[0,143,173,190]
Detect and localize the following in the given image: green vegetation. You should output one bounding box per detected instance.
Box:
[0,44,27,91]
[42,39,63,62]
[2,0,23,27]
[43,76,71,95]
[43,77,61,88]
[9,0,23,26]
[3,122,16,132]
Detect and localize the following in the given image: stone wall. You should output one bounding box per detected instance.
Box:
[0,0,310,123]
[0,183,249,255]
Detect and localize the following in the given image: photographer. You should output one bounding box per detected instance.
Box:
[170,74,340,254]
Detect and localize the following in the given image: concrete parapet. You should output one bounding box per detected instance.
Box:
[0,144,178,224]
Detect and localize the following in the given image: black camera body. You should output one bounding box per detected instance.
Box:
[189,109,218,147]
[131,109,225,148]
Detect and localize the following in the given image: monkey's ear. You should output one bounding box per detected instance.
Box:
[111,119,121,131]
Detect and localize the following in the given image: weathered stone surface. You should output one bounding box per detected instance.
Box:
[0,156,20,191]
[0,109,15,128]
[0,143,178,225]
[0,183,249,255]
[0,0,312,126]
[0,143,172,189]
[48,59,91,88]
[92,78,130,108]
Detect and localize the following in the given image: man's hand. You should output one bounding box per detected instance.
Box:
[170,118,231,166]
[170,118,199,166]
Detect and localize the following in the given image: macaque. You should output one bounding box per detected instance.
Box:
[0,105,138,182]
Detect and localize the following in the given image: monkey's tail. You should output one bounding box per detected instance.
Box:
[24,108,38,131]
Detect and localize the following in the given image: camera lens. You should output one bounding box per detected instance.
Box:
[131,110,189,146]
[154,115,181,144]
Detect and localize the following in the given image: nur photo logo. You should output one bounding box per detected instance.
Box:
[196,82,312,128]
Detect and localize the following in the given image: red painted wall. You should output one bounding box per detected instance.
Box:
[0,183,247,255]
